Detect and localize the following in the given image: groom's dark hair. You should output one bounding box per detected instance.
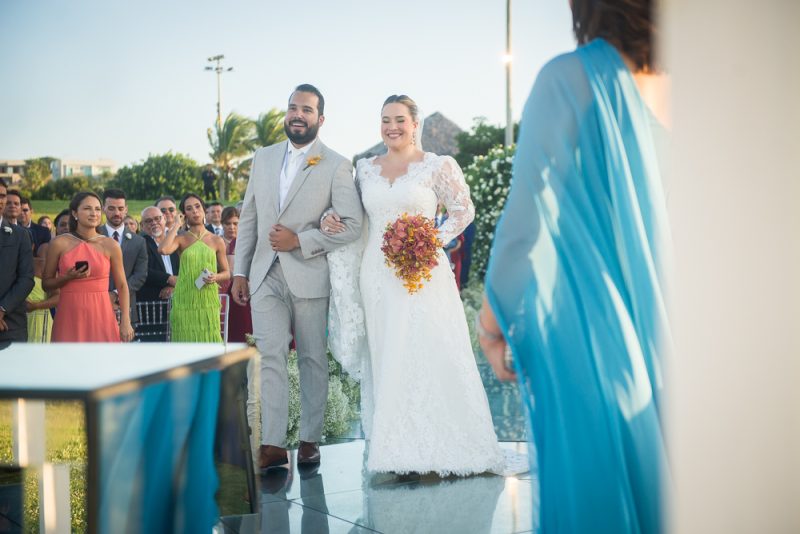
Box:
[292,83,325,116]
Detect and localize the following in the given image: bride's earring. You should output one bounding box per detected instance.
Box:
[411,132,417,146]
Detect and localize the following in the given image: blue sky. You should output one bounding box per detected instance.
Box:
[1,0,575,167]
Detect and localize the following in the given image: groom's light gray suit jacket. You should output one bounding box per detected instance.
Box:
[235,139,363,298]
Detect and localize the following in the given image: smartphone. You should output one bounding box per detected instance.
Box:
[75,261,89,271]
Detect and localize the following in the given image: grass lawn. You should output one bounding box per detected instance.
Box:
[0,400,251,532]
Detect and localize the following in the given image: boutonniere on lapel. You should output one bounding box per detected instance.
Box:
[303,155,322,171]
[125,232,132,240]
[2,226,11,235]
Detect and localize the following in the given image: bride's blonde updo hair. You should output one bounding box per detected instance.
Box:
[382,94,419,122]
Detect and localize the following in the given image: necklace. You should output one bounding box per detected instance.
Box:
[72,230,100,242]
[188,228,206,241]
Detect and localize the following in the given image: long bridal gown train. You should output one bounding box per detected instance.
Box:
[330,153,503,476]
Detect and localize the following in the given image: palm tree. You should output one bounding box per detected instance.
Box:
[253,108,287,148]
[207,112,253,201]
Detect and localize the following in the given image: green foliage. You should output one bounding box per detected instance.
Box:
[32,175,107,200]
[461,282,485,359]
[252,108,286,149]
[207,113,254,201]
[18,158,54,197]
[109,152,201,199]
[455,117,519,169]
[463,144,516,285]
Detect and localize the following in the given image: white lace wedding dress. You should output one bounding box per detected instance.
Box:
[329,152,504,476]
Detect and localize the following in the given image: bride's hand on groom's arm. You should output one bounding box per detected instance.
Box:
[321,212,345,235]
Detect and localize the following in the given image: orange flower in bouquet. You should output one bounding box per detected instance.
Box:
[381,213,443,294]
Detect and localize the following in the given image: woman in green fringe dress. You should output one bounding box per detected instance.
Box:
[158,193,230,342]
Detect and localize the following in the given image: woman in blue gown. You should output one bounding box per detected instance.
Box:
[478,2,671,532]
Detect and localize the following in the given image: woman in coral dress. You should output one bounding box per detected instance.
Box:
[43,191,134,342]
[158,193,230,342]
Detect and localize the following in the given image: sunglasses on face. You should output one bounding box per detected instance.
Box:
[160,207,176,213]
[143,216,163,224]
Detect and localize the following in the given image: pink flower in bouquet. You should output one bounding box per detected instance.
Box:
[381,213,443,294]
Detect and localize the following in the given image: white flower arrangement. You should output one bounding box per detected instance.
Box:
[463,144,516,286]
[2,226,12,234]
[125,232,132,240]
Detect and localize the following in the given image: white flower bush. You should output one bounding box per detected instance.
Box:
[463,144,515,286]
[285,350,360,446]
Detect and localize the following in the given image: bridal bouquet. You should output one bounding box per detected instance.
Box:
[381,213,443,294]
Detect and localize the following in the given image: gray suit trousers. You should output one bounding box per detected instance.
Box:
[250,261,329,447]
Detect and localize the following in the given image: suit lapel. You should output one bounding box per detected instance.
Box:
[266,141,286,217]
[279,141,324,218]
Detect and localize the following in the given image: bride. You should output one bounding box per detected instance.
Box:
[323,94,503,476]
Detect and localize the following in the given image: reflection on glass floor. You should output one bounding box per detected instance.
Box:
[218,441,536,534]
[218,360,535,533]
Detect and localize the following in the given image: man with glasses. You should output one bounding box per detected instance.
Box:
[138,206,180,341]
[156,195,179,232]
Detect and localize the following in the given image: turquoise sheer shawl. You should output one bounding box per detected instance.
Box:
[485,39,671,533]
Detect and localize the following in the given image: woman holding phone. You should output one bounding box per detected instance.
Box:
[43,191,134,342]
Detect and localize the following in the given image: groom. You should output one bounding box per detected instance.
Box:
[232,84,363,470]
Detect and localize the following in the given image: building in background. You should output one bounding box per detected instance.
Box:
[50,158,117,180]
[0,159,26,185]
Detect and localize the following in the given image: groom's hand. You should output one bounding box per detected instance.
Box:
[231,277,250,306]
[269,225,300,252]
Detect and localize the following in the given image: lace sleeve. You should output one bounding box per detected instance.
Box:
[431,155,475,244]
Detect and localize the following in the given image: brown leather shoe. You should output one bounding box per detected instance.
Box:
[259,445,288,470]
[297,441,321,465]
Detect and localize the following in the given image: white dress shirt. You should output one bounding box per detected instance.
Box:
[105,223,125,245]
[279,138,317,211]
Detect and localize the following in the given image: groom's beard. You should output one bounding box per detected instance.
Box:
[284,118,320,145]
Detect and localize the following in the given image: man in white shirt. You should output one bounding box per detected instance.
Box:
[98,189,148,325]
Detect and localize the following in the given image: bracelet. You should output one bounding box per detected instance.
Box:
[475,313,503,342]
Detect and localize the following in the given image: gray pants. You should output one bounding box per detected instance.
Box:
[250,261,329,447]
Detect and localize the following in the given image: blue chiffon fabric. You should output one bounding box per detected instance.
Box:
[98,370,221,533]
[485,39,671,533]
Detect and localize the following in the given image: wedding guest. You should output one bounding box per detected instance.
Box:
[205,201,224,237]
[138,206,180,341]
[43,191,134,342]
[0,178,35,347]
[4,191,50,256]
[26,243,59,343]
[481,1,670,531]
[221,206,251,343]
[220,206,239,247]
[159,193,229,342]
[156,195,179,231]
[19,197,52,255]
[138,206,180,302]
[98,189,148,325]
[54,209,71,236]
[37,215,54,234]
[124,215,139,235]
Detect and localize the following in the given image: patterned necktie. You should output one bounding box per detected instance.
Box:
[112,230,120,244]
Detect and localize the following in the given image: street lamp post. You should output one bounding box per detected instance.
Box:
[205,54,233,200]
[205,54,233,129]
[504,0,514,147]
